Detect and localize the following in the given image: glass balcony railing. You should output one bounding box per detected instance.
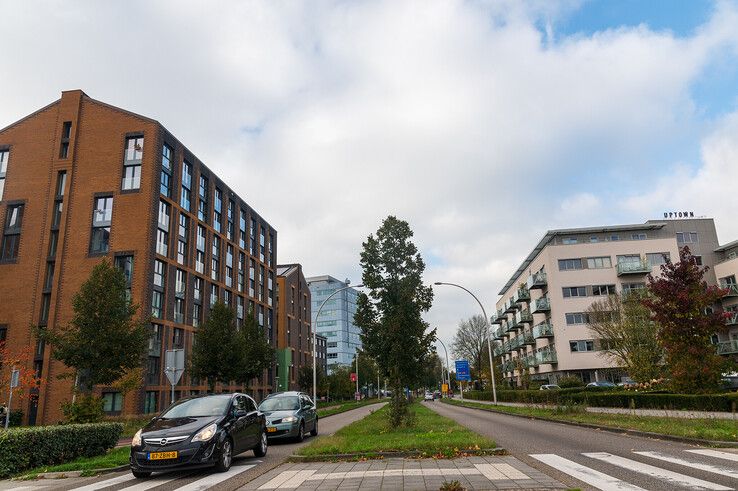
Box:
[521,330,535,345]
[494,344,505,357]
[535,349,558,365]
[726,312,738,326]
[509,336,523,350]
[493,326,506,340]
[504,297,518,313]
[720,283,738,297]
[533,321,554,338]
[531,296,551,313]
[491,312,506,325]
[527,271,547,290]
[717,340,738,355]
[506,317,520,333]
[512,287,530,304]
[616,259,651,276]
[516,309,533,325]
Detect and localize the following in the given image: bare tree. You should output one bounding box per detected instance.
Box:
[586,290,664,383]
[451,315,489,380]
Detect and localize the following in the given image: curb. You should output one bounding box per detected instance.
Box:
[288,448,506,462]
[443,400,738,448]
[25,464,129,480]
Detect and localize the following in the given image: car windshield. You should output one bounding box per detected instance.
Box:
[160,395,231,418]
[259,396,300,411]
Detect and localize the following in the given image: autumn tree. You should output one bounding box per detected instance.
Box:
[451,315,489,381]
[0,343,42,416]
[643,247,729,393]
[355,216,435,427]
[586,289,664,383]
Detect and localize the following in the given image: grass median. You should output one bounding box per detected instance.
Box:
[298,402,495,459]
[442,398,738,442]
[17,446,130,479]
[317,399,385,418]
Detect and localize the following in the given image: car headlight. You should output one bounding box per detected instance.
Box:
[192,423,218,442]
[132,429,143,447]
[282,416,297,423]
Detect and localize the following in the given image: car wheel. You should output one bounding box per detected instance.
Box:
[215,438,233,472]
[132,470,151,479]
[254,429,268,457]
[295,421,305,442]
[310,418,318,437]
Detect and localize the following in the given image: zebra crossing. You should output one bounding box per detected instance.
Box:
[531,448,738,491]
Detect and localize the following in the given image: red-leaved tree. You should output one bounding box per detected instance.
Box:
[0,342,43,407]
[643,246,729,393]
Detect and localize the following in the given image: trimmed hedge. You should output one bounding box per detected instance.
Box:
[464,390,738,412]
[0,422,123,478]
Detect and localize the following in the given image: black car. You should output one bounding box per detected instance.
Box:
[129,393,267,478]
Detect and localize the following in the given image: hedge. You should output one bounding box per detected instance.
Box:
[464,390,738,412]
[0,422,123,478]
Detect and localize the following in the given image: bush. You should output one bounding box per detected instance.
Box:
[558,376,585,388]
[62,394,105,423]
[0,422,122,478]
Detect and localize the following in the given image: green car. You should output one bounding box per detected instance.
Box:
[258,391,318,442]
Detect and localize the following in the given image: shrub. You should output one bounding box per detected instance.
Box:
[62,394,105,423]
[558,376,585,388]
[0,422,122,478]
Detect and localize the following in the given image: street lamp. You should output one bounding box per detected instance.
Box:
[436,338,450,388]
[434,282,497,404]
[310,282,364,405]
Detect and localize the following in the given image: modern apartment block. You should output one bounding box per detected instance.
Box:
[275,264,312,391]
[714,240,738,355]
[306,275,361,373]
[0,90,278,424]
[492,218,737,385]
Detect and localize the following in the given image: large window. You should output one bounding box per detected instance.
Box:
[227,201,234,241]
[121,136,143,190]
[562,286,587,298]
[570,340,595,352]
[0,150,9,201]
[160,144,173,197]
[676,232,698,244]
[239,210,247,249]
[90,197,113,254]
[586,256,611,269]
[225,245,233,287]
[213,188,222,233]
[565,312,589,325]
[177,213,189,265]
[180,161,192,211]
[156,200,170,257]
[646,252,670,267]
[102,392,123,412]
[198,175,209,222]
[196,224,206,274]
[211,236,220,281]
[152,290,163,318]
[1,204,23,261]
[592,284,616,296]
[59,122,72,159]
[153,259,165,287]
[115,255,134,301]
[558,258,583,271]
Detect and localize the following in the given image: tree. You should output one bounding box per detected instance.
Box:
[420,352,444,390]
[451,315,489,381]
[326,365,354,400]
[237,311,274,388]
[39,260,148,393]
[351,349,379,395]
[586,290,664,383]
[298,364,325,394]
[354,216,435,427]
[643,247,730,393]
[0,343,42,406]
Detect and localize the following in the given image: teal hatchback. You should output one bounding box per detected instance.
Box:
[258,392,318,442]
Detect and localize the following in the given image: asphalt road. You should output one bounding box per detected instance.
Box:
[1,402,386,491]
[427,400,738,491]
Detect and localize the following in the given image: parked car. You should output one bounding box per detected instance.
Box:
[424,391,434,401]
[539,384,561,390]
[129,393,266,478]
[586,381,617,389]
[259,391,318,442]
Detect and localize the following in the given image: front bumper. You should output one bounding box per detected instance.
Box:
[265,421,300,440]
[130,437,222,472]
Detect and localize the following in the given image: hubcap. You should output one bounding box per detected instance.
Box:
[222,441,232,468]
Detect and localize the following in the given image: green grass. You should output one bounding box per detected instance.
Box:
[442,399,738,442]
[17,446,130,478]
[298,403,495,458]
[317,399,386,418]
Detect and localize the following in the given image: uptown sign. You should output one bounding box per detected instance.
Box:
[663,211,695,219]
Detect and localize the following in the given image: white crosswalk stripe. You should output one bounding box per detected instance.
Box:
[687,449,738,463]
[72,473,139,491]
[635,451,738,479]
[530,454,646,491]
[583,452,732,490]
[120,472,192,491]
[174,464,255,491]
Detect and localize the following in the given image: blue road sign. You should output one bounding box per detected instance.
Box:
[455,360,471,381]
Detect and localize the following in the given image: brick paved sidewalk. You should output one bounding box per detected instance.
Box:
[238,456,565,490]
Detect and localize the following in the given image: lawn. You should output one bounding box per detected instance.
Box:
[18,446,130,478]
[317,399,386,418]
[298,403,495,458]
[442,399,738,442]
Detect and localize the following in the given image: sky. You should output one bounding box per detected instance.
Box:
[2,0,738,358]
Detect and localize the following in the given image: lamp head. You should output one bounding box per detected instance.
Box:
[434,282,443,285]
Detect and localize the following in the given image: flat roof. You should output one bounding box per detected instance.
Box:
[715,239,738,253]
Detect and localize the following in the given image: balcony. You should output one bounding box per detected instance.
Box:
[535,349,558,365]
[504,297,518,314]
[521,330,535,346]
[516,309,533,325]
[531,296,551,313]
[533,321,554,338]
[506,317,520,333]
[527,271,547,290]
[616,259,651,276]
[717,340,738,355]
[491,311,506,325]
[512,287,530,305]
[720,283,738,297]
[509,336,524,351]
[494,344,506,357]
[726,312,738,326]
[524,355,538,368]
[493,326,506,340]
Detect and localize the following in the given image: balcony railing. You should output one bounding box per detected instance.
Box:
[491,312,506,325]
[535,349,558,365]
[720,283,738,297]
[531,296,551,313]
[512,287,530,305]
[506,317,520,333]
[527,271,547,290]
[516,309,533,325]
[504,297,518,313]
[509,336,524,350]
[533,321,554,338]
[494,344,506,357]
[616,259,651,276]
[493,326,506,340]
[726,312,738,326]
[521,330,535,345]
[717,340,738,355]
[524,355,538,368]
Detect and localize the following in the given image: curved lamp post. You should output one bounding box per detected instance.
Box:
[434,282,497,404]
[311,283,364,405]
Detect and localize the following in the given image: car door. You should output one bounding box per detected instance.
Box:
[302,395,316,432]
[244,396,260,448]
[231,395,250,453]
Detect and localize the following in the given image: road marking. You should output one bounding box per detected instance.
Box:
[530,454,645,491]
[72,473,138,491]
[278,469,316,488]
[123,472,191,491]
[687,449,738,463]
[175,464,255,491]
[584,452,731,490]
[258,470,301,489]
[634,451,738,479]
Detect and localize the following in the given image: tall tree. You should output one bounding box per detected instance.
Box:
[39,260,148,393]
[643,247,730,393]
[237,311,275,388]
[420,352,444,390]
[355,216,435,427]
[326,365,354,400]
[351,349,379,395]
[586,290,664,383]
[297,364,324,394]
[451,315,488,381]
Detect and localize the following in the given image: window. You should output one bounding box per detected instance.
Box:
[239,211,247,249]
[43,262,55,291]
[144,391,158,414]
[237,296,244,320]
[646,252,670,267]
[1,204,24,260]
[173,328,184,348]
[177,213,189,265]
[210,284,218,306]
[174,298,185,323]
[196,225,206,274]
[0,150,8,201]
[160,144,173,197]
[51,201,63,229]
[592,284,616,296]
[631,233,647,240]
[561,237,578,245]
[227,201,234,241]
[39,293,51,325]
[622,282,645,293]
[676,232,698,244]
[225,245,233,287]
[152,291,163,318]
[59,122,71,159]
[558,258,582,271]
[617,254,641,265]
[259,228,265,262]
[48,231,58,258]
[122,136,143,190]
[259,265,265,302]
[211,236,220,281]
[55,171,67,197]
[268,233,274,267]
[250,218,257,255]
[180,161,192,211]
[238,252,245,292]
[586,256,612,269]
[565,312,589,325]
[196,250,205,274]
[115,255,134,300]
[570,340,595,352]
[102,392,123,412]
[223,290,231,306]
[175,269,186,297]
[213,188,222,233]
[153,259,165,287]
[198,175,209,222]
[563,286,587,298]
[193,304,202,328]
[89,197,112,254]
[610,235,620,241]
[694,255,703,266]
[156,229,169,257]
[194,277,203,301]
[249,258,255,297]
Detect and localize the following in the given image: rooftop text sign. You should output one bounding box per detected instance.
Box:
[663,211,695,219]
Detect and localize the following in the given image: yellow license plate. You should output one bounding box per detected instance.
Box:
[148,451,178,460]
[267,427,277,433]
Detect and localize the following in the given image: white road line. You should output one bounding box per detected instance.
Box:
[72,473,137,491]
[687,449,738,463]
[530,454,645,491]
[175,464,255,491]
[634,451,738,479]
[584,452,731,491]
[122,472,191,491]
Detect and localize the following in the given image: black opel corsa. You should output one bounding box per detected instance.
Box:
[130,393,267,478]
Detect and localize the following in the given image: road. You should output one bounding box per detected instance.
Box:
[427,400,738,491]
[0,403,385,491]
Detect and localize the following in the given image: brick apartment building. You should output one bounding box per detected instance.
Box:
[275,264,312,392]
[0,90,278,424]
